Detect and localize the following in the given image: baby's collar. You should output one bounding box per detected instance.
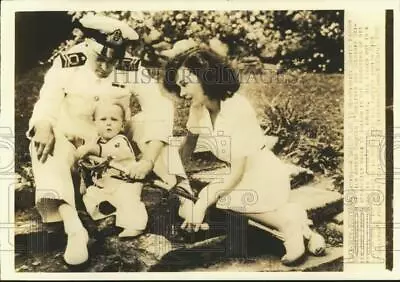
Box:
[97,136,108,144]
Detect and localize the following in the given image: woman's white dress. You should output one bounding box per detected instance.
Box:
[187,93,291,214]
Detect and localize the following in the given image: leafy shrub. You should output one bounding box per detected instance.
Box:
[264,100,343,191]
[61,10,343,73]
[260,71,343,192]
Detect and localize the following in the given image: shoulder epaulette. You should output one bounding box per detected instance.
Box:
[59,52,87,68]
[116,57,141,71]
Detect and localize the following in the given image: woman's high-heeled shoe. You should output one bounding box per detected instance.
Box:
[302,221,326,256]
[281,222,306,266]
[307,231,326,256]
[281,237,306,265]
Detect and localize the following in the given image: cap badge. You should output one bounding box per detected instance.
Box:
[107,29,123,46]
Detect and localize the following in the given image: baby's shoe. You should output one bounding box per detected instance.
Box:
[118,229,144,238]
[63,228,89,266]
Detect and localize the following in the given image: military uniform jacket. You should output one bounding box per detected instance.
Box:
[28,42,174,144]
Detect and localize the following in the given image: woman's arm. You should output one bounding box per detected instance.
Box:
[181,156,247,232]
[197,156,247,209]
[179,131,199,165]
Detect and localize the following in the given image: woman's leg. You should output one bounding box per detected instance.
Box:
[58,203,89,265]
[246,202,326,264]
[246,203,307,265]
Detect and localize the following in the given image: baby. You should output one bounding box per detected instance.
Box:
[76,101,147,238]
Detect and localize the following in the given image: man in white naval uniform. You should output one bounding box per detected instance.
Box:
[27,14,191,266]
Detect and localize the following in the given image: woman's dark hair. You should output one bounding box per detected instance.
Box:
[163,48,240,101]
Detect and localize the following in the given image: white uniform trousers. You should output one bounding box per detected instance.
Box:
[31,114,187,223]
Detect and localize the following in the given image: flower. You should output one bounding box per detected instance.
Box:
[209,37,229,57]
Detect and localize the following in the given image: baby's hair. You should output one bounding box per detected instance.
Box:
[93,101,127,121]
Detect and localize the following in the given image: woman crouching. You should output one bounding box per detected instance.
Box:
[163,48,326,265]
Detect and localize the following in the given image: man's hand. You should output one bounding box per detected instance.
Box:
[129,159,154,180]
[32,121,55,163]
[130,139,164,179]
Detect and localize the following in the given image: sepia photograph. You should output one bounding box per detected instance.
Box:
[12,9,346,272]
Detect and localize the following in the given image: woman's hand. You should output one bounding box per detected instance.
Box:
[179,132,199,165]
[180,196,210,233]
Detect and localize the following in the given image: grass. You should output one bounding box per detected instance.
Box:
[15,65,343,193]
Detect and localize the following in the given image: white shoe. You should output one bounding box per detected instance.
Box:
[63,228,89,266]
[281,223,306,265]
[281,237,305,265]
[301,222,326,256]
[307,231,326,256]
